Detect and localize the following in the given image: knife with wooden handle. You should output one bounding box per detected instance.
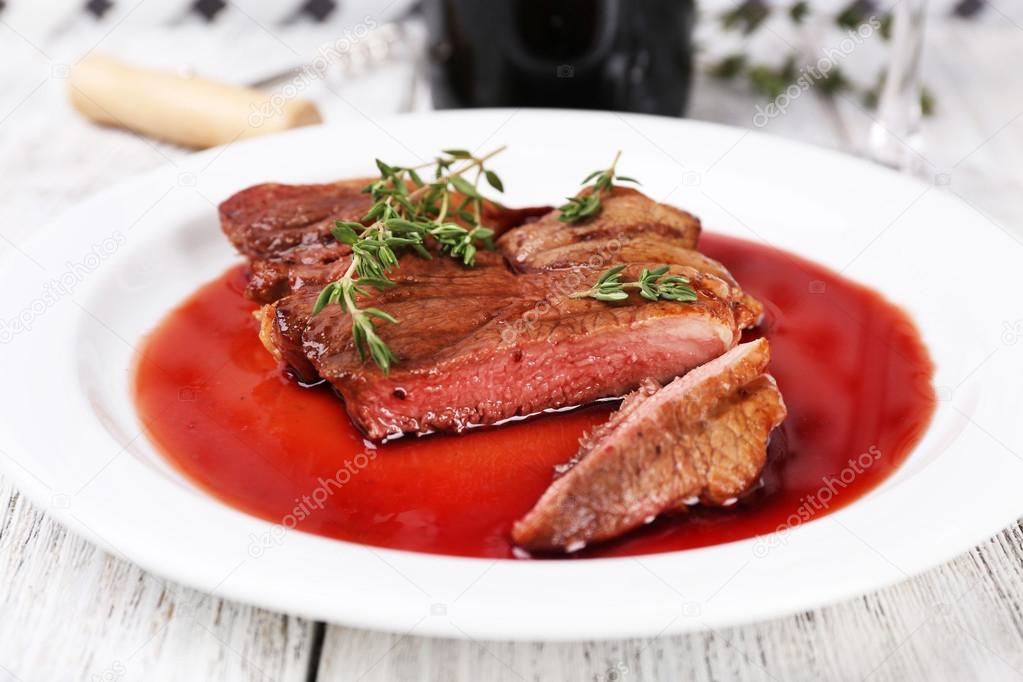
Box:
[69,54,322,149]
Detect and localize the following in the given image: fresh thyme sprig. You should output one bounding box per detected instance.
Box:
[558,151,639,224]
[559,158,695,306]
[312,146,506,373]
[571,265,699,303]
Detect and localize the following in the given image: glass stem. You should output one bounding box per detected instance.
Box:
[867,0,928,170]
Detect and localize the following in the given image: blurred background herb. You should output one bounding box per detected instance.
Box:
[708,0,986,117]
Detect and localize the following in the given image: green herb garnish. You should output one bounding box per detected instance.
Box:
[722,0,771,34]
[571,265,699,303]
[557,151,638,224]
[313,146,506,373]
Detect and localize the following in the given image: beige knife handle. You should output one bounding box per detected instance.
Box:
[69,54,322,149]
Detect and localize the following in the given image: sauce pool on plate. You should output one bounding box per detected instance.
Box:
[134,234,936,559]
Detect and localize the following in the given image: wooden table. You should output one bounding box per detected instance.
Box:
[2,4,1022,680]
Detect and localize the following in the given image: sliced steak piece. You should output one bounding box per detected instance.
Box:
[511,235,763,330]
[497,186,701,271]
[496,186,760,331]
[246,255,350,305]
[511,338,786,552]
[220,179,374,262]
[260,253,752,440]
[220,180,550,302]
[492,185,761,327]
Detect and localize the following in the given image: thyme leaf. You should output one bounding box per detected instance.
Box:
[571,265,699,304]
[313,146,507,373]
[557,151,639,224]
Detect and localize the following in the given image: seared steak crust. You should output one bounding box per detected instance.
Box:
[497,187,701,270]
[220,180,549,302]
[496,187,760,328]
[220,179,373,262]
[511,339,786,552]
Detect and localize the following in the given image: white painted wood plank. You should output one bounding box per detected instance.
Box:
[0,479,319,682]
[317,528,1023,682]
[0,37,318,682]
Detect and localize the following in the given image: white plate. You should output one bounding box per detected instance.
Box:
[1,110,1021,641]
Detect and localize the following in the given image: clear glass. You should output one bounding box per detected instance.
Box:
[867,0,929,170]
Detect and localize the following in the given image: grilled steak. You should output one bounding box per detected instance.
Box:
[230,180,763,440]
[498,186,701,269]
[220,180,549,302]
[511,338,786,552]
[220,171,785,550]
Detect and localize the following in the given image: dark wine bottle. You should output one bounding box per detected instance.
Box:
[423,0,696,116]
